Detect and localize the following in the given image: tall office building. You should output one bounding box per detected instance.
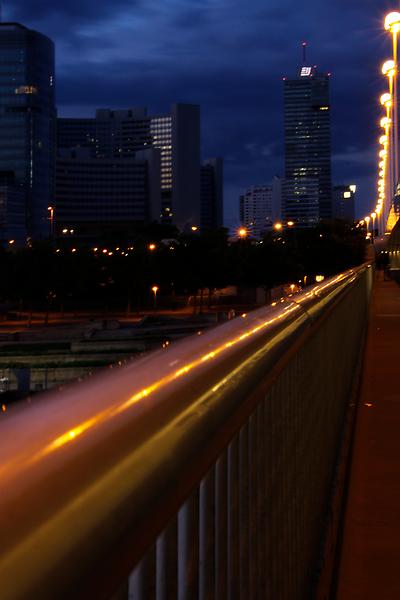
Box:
[56,148,160,238]
[240,185,273,238]
[57,104,200,230]
[0,23,55,239]
[200,158,223,230]
[283,66,332,226]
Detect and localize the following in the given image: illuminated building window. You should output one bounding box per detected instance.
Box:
[15,85,37,95]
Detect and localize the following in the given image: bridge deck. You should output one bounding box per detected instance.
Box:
[336,277,400,598]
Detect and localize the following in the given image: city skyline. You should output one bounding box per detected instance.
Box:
[4,1,397,228]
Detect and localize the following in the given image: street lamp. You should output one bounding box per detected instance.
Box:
[47,206,54,239]
[371,212,377,242]
[151,285,159,309]
[384,13,400,189]
[364,215,371,240]
[238,227,248,239]
[273,222,283,231]
[376,205,383,236]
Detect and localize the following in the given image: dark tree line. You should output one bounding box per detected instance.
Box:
[0,220,366,313]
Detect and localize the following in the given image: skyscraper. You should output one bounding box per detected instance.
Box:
[283,66,332,226]
[55,147,161,239]
[57,104,200,230]
[200,158,223,230]
[0,23,56,239]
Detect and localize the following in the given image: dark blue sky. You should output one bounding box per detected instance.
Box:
[7,1,399,227]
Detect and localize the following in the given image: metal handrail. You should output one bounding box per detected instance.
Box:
[0,263,372,600]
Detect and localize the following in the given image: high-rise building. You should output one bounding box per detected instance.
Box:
[55,148,160,239]
[0,186,26,245]
[283,66,332,226]
[57,104,200,230]
[239,185,273,238]
[0,23,56,239]
[200,158,223,230]
[332,184,356,221]
[271,176,283,224]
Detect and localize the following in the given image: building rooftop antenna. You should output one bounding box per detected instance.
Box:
[302,41,307,65]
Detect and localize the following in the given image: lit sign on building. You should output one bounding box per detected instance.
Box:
[300,67,312,77]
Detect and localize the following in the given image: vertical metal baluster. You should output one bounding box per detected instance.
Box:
[264,394,273,599]
[257,401,266,597]
[129,545,156,600]
[239,424,250,598]
[178,489,200,600]
[156,516,178,600]
[227,437,240,600]
[199,468,216,600]
[248,413,257,599]
[215,451,228,600]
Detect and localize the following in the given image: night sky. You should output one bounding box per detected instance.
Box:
[6,1,399,228]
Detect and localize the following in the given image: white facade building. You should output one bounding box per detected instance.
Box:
[240,185,273,238]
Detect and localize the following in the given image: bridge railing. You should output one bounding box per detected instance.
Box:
[0,264,373,600]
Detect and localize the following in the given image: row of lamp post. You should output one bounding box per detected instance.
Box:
[367,12,400,240]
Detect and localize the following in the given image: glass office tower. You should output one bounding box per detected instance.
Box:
[0,23,55,239]
[283,66,332,226]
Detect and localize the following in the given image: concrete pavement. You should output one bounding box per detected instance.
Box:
[336,277,400,599]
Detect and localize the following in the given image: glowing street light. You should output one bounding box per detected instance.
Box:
[151,285,159,308]
[48,205,54,239]
[379,134,388,146]
[238,227,248,239]
[365,215,371,235]
[371,212,377,242]
[148,243,156,251]
[274,222,283,231]
[384,13,400,189]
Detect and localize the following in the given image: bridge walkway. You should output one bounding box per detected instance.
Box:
[336,277,400,599]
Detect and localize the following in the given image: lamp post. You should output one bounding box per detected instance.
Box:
[151,285,159,309]
[371,212,377,242]
[376,205,382,236]
[385,13,400,189]
[365,215,371,241]
[47,206,54,239]
[382,66,395,203]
